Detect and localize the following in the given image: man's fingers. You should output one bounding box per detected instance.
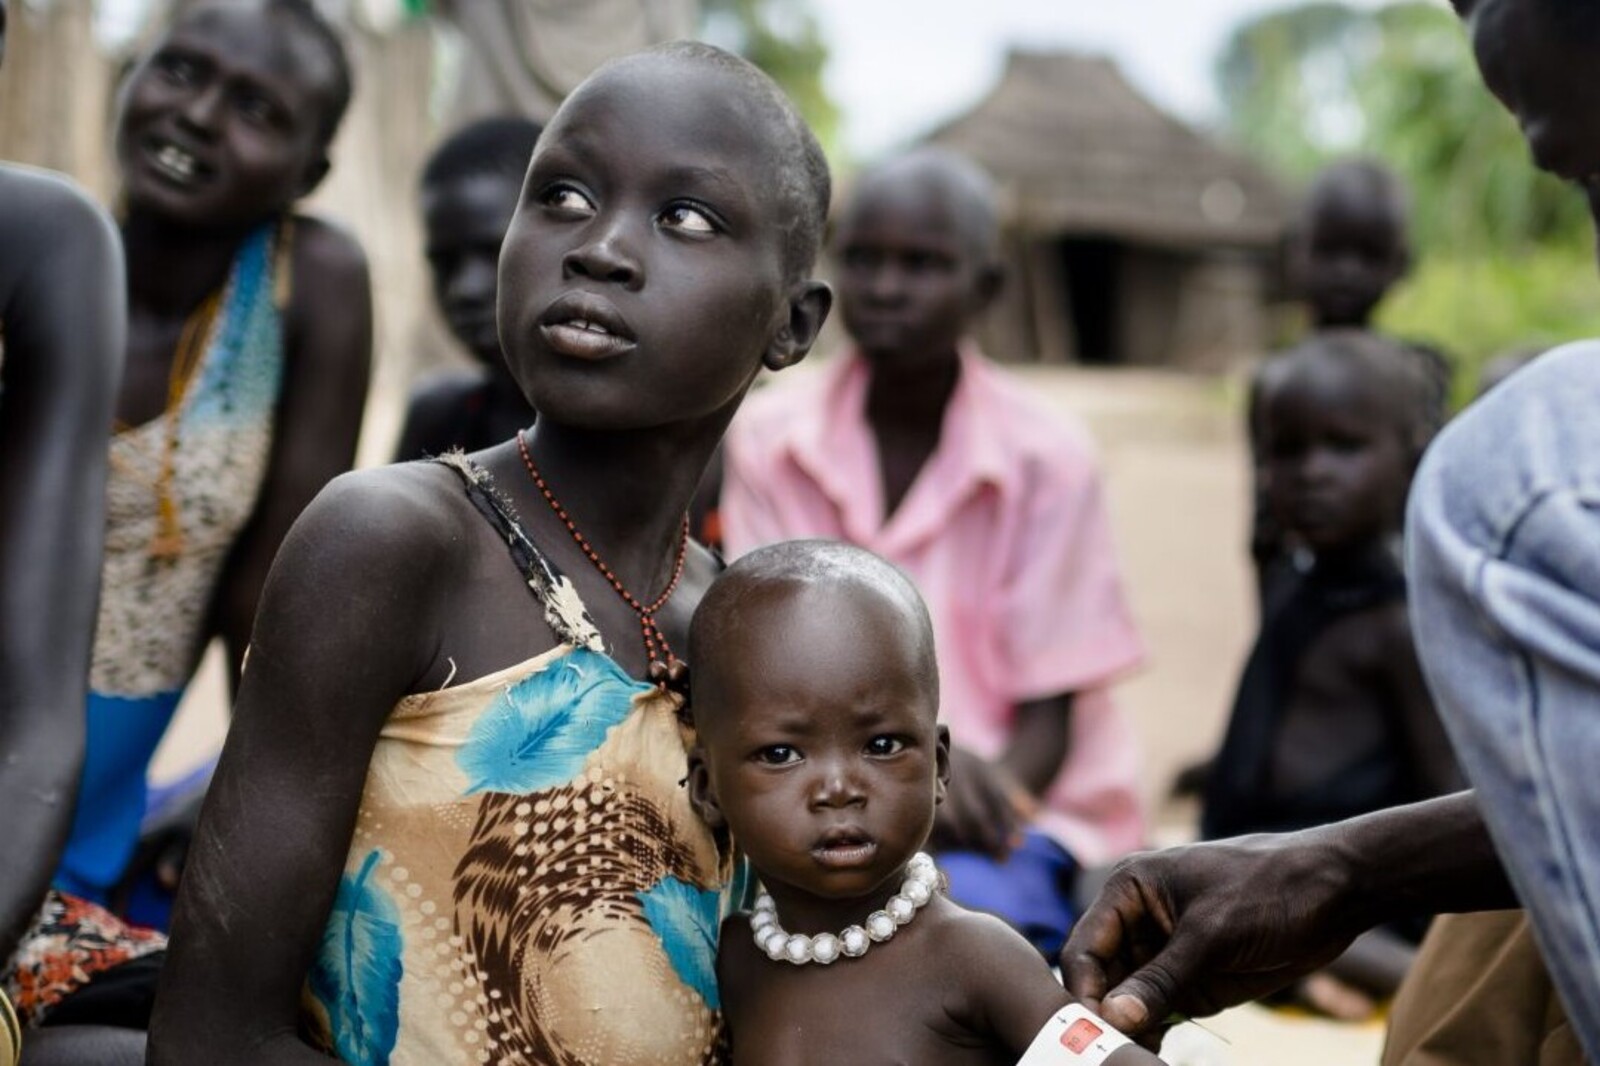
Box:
[1100,942,1198,1038]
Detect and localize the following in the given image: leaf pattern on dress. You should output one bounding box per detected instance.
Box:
[457,645,646,795]
[638,876,723,1010]
[308,849,403,1066]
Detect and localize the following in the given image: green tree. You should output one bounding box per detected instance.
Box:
[700,0,842,163]
[1216,1,1599,382]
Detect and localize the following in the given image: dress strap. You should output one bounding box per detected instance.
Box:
[434,452,605,653]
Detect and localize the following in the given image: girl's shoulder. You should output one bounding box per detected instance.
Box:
[291,462,482,580]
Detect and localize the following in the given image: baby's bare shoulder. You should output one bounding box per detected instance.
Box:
[924,899,1072,1055]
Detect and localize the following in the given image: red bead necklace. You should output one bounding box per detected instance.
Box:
[517,431,690,689]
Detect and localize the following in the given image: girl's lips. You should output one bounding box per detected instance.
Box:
[540,322,637,361]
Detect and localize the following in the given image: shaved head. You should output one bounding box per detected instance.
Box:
[844,147,1001,262]
[592,41,831,283]
[689,540,939,729]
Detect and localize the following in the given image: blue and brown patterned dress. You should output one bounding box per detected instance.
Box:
[301,455,740,1066]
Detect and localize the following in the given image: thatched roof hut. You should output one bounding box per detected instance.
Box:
[927,50,1289,370]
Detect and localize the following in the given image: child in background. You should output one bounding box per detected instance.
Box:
[150,41,833,1065]
[1250,160,1452,581]
[723,149,1145,957]
[688,540,1165,1066]
[394,116,541,461]
[1206,331,1462,1016]
[1293,160,1412,334]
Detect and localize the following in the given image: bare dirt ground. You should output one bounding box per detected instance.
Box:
[149,365,1386,1064]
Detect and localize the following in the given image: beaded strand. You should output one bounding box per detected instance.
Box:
[517,431,689,688]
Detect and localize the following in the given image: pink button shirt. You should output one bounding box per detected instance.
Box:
[723,348,1147,863]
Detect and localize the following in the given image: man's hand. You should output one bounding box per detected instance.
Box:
[1059,832,1367,1046]
[931,746,1034,858]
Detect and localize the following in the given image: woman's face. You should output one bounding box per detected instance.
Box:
[114,4,337,230]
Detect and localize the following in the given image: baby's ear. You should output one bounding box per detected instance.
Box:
[686,747,727,830]
[934,725,952,807]
[762,280,833,372]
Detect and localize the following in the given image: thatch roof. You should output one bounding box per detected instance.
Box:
[927,50,1287,248]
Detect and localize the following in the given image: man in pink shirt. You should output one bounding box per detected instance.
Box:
[723,148,1145,955]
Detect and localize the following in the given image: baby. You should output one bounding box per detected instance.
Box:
[687,541,1164,1065]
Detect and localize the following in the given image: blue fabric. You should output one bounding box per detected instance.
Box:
[1407,341,1600,1062]
[56,689,184,902]
[936,831,1078,957]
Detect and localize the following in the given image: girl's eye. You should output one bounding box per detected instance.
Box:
[541,185,596,216]
[660,204,717,234]
[754,745,800,766]
[865,736,906,757]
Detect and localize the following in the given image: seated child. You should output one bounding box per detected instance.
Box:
[394,115,542,461]
[1206,331,1464,1014]
[723,149,1146,957]
[1250,160,1452,582]
[687,541,1165,1065]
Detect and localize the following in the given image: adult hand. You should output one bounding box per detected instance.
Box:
[931,746,1033,858]
[1060,831,1368,1046]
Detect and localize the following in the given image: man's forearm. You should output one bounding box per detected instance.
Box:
[1322,791,1516,929]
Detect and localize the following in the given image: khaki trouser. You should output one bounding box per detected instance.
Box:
[1383,911,1588,1066]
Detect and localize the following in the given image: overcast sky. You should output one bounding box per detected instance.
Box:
[811,0,1429,159]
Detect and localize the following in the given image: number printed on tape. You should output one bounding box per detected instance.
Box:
[1016,1004,1133,1065]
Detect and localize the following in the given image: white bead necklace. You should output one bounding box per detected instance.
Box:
[749,852,940,965]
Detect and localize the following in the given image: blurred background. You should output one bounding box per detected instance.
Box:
[4,5,1591,1058]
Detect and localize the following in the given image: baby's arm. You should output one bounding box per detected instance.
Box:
[959,912,1171,1064]
[953,911,1074,1053]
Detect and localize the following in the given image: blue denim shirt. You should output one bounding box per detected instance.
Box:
[1407,341,1600,1060]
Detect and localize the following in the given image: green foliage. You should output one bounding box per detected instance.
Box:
[699,0,843,164]
[1216,1,1600,379]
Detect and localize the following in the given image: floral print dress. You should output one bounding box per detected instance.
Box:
[301,455,740,1066]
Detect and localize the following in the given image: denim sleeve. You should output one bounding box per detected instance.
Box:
[1406,341,1600,1061]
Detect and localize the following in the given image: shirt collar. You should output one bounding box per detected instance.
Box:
[782,342,1016,546]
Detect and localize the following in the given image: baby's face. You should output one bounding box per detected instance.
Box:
[692,583,946,903]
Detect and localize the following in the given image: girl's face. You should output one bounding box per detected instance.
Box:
[496,56,806,432]
[115,4,336,230]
